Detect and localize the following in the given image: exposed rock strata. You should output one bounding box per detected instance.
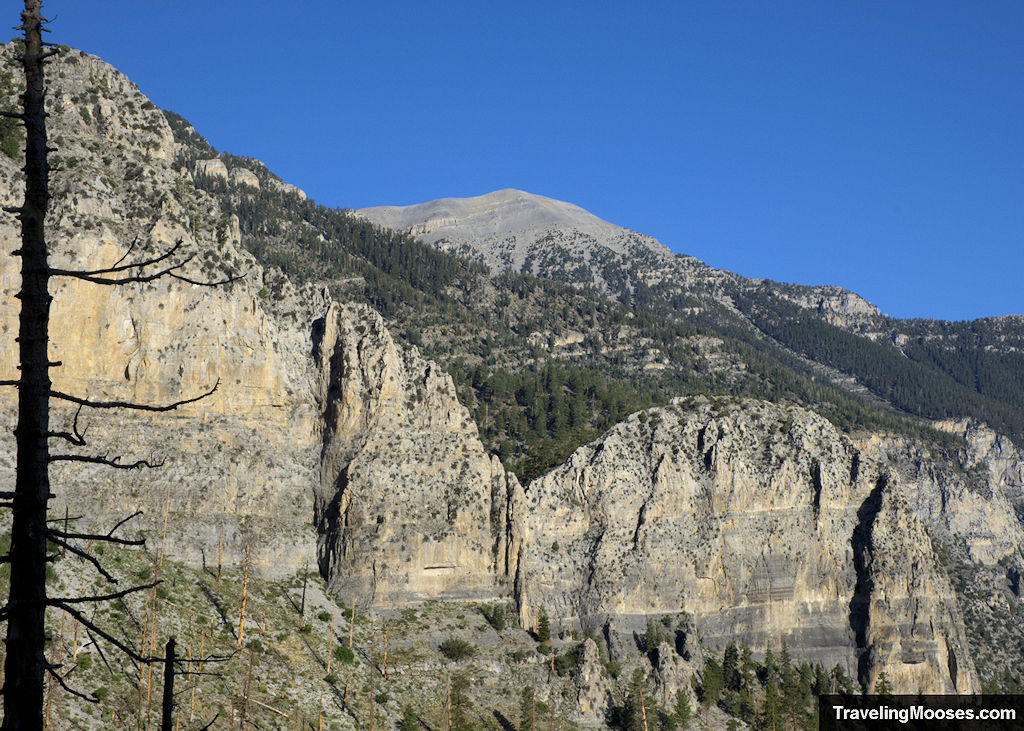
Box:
[0,45,1015,703]
[517,398,978,693]
[313,302,523,604]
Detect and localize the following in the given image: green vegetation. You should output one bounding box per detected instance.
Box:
[160,105,1020,495]
[731,286,1024,444]
[0,56,24,159]
[481,602,508,631]
[439,636,476,661]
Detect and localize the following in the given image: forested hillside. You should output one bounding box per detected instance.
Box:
[161,109,987,483]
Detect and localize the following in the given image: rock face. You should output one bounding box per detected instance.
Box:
[857,426,1024,569]
[516,398,978,693]
[312,302,523,604]
[357,189,884,330]
[0,44,1016,704]
[229,167,260,188]
[0,46,322,578]
[194,158,228,178]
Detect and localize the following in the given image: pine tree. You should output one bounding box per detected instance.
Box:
[874,670,894,696]
[450,673,473,731]
[757,677,781,731]
[519,686,535,731]
[723,642,741,691]
[700,655,724,705]
[621,668,656,731]
[399,705,419,731]
[673,689,692,729]
[536,607,551,645]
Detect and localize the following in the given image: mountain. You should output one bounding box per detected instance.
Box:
[359,189,1024,446]
[359,188,680,289]
[1,42,1023,729]
[357,188,877,322]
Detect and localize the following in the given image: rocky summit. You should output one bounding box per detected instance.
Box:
[0,41,1023,730]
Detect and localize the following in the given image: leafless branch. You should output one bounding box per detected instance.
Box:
[50,241,245,286]
[85,629,115,677]
[54,238,183,277]
[51,256,191,285]
[46,537,116,582]
[47,404,87,445]
[47,527,144,547]
[50,381,218,412]
[50,580,159,605]
[51,602,157,665]
[46,666,100,704]
[111,236,140,268]
[0,379,19,387]
[171,271,245,287]
[48,454,164,470]
[107,510,143,536]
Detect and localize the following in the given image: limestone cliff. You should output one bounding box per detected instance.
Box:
[516,397,978,693]
[312,301,523,604]
[0,44,1017,705]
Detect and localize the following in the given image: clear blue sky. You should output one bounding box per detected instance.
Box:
[44,1,1024,320]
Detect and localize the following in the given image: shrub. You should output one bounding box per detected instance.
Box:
[333,645,354,664]
[439,637,476,661]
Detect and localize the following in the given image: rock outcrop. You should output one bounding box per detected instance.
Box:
[0,44,1015,706]
[313,302,523,604]
[516,398,978,693]
[194,158,228,178]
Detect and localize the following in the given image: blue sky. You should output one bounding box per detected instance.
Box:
[45,1,1024,320]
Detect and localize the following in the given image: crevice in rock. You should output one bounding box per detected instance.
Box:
[946,638,959,690]
[850,473,886,689]
[310,315,326,360]
[316,465,349,579]
[811,459,822,523]
[632,501,648,549]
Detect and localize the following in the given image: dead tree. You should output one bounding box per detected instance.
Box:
[0,2,238,727]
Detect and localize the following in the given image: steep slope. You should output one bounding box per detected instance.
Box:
[359,188,681,290]
[359,190,1024,445]
[1,43,1022,728]
[313,301,522,604]
[0,43,322,577]
[517,397,978,694]
[357,188,878,321]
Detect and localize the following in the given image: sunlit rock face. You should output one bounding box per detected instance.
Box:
[313,302,523,605]
[517,398,978,693]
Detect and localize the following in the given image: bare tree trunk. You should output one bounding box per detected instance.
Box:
[3,2,52,728]
[161,637,176,731]
[237,541,250,646]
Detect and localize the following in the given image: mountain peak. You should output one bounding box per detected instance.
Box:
[358,189,674,280]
